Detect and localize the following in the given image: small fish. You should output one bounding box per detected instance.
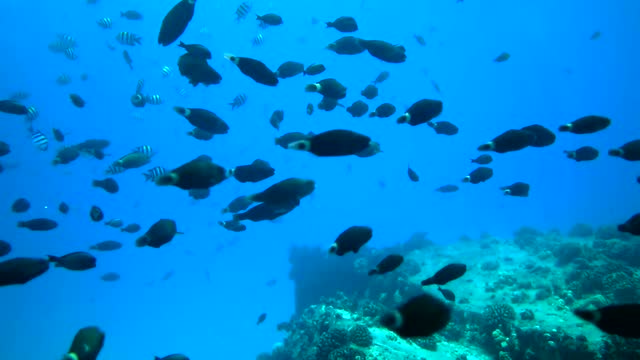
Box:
[269,110,284,130]
[252,33,264,46]
[413,34,426,46]
[52,129,65,143]
[590,31,601,40]
[90,240,123,251]
[235,2,252,21]
[56,74,72,86]
[11,198,30,213]
[9,91,30,101]
[421,263,467,286]
[122,50,133,69]
[31,130,49,151]
[438,287,455,302]
[90,206,104,222]
[368,254,404,275]
[106,164,125,175]
[381,293,451,338]
[373,71,390,85]
[48,252,96,271]
[105,219,124,228]
[257,313,267,325]
[407,167,419,182]
[25,106,39,121]
[145,94,163,105]
[121,224,142,233]
[143,166,166,181]
[58,202,70,214]
[121,10,143,20]
[494,52,510,62]
[435,184,459,193]
[18,218,58,231]
[97,17,113,29]
[431,80,441,94]
[69,94,85,108]
[471,154,493,165]
[64,48,78,61]
[116,32,142,46]
[218,220,247,232]
[100,272,121,282]
[306,103,314,115]
[105,41,116,51]
[161,66,173,78]
[133,145,154,157]
[229,93,247,110]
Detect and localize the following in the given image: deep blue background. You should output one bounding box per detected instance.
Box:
[0,0,638,358]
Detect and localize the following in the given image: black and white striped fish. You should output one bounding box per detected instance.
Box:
[229,93,247,110]
[97,17,113,29]
[64,48,78,60]
[161,66,172,78]
[252,33,264,46]
[48,34,76,52]
[25,106,39,121]
[116,32,141,46]
[143,166,166,181]
[31,130,48,151]
[133,145,154,157]
[9,91,30,101]
[135,79,145,94]
[145,94,163,105]
[106,163,125,175]
[235,2,251,21]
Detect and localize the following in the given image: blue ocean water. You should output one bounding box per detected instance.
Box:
[1,0,639,358]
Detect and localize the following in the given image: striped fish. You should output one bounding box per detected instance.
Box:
[143,166,166,182]
[161,66,173,78]
[9,91,30,101]
[252,33,264,47]
[64,48,78,60]
[106,163,125,175]
[31,130,48,151]
[115,32,141,46]
[97,17,113,29]
[56,74,72,85]
[229,93,247,110]
[48,34,76,52]
[145,94,163,105]
[136,79,145,94]
[133,145,154,157]
[25,106,39,121]
[235,2,251,21]
[175,87,188,97]
[105,41,117,51]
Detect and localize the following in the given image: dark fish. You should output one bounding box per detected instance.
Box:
[361,84,378,99]
[225,54,278,86]
[0,100,28,115]
[187,128,214,141]
[317,96,343,111]
[368,254,403,275]
[413,34,426,46]
[421,263,467,286]
[329,226,372,255]
[246,178,315,205]
[305,78,347,99]
[178,41,211,59]
[575,304,640,338]
[407,167,419,182]
[257,313,267,325]
[397,99,443,126]
[121,10,143,20]
[369,103,396,118]
[269,110,284,130]
[257,13,283,26]
[17,218,58,231]
[326,16,358,32]
[93,178,119,194]
[177,53,222,86]
[381,293,451,338]
[276,61,304,79]
[69,94,86,108]
[101,272,121,282]
[232,159,275,183]
[90,206,104,222]
[104,219,123,228]
[0,141,9,156]
[428,121,458,135]
[122,50,133,69]
[222,195,253,214]
[435,184,459,193]
[471,154,493,164]
[218,220,246,232]
[155,155,230,190]
[48,252,96,271]
[306,103,314,115]
[360,39,407,63]
[11,198,30,213]
[158,0,196,46]
[565,146,599,162]
[136,219,180,248]
[121,224,142,233]
[373,71,390,85]
[304,64,326,76]
[52,147,80,165]
[288,129,371,157]
[52,128,65,142]
[494,52,510,62]
[618,213,640,236]
[327,36,365,55]
[275,132,313,149]
[233,201,297,222]
[559,115,611,134]
[59,202,70,214]
[438,287,456,302]
[609,140,640,161]
[0,257,49,286]
[477,129,534,153]
[501,182,530,197]
[521,124,555,147]
[90,240,123,251]
[188,188,210,200]
[463,167,493,184]
[174,107,229,134]
[0,240,11,257]
[155,354,189,360]
[590,31,601,40]
[346,100,368,117]
[64,327,105,360]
